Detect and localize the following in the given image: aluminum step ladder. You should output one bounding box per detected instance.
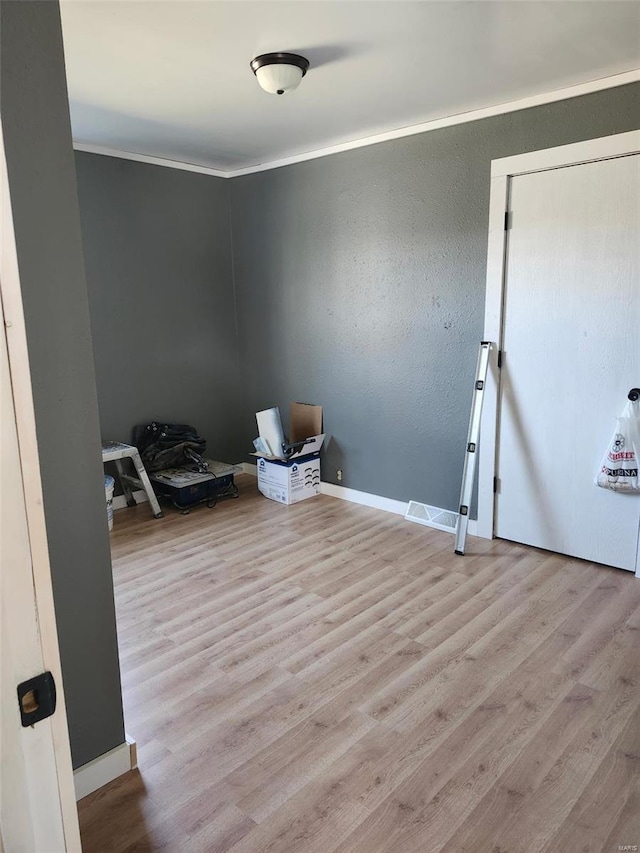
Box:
[101,441,164,519]
[455,341,492,555]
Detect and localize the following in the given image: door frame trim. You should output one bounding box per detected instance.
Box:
[477,130,640,577]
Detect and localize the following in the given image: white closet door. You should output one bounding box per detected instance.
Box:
[495,154,640,571]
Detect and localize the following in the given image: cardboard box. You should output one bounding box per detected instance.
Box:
[253,402,324,462]
[257,456,321,505]
[253,402,324,505]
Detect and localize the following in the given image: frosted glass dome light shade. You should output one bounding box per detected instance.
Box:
[251,53,309,95]
[255,64,302,95]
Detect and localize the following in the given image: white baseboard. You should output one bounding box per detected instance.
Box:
[319,481,408,516]
[73,734,136,800]
[126,733,138,770]
[243,462,405,514]
[243,462,403,514]
[241,462,485,537]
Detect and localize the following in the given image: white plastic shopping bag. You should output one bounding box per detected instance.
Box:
[595,399,640,492]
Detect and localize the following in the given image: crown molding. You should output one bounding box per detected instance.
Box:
[72,142,229,178]
[73,69,640,179]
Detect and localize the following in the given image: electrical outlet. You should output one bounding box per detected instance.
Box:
[336,469,343,482]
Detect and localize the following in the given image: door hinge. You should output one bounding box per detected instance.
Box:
[497,349,503,369]
[17,671,56,727]
[504,210,511,230]
[493,476,500,494]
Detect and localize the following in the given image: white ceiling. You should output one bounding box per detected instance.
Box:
[60,1,640,173]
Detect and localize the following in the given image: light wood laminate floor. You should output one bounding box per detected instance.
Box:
[78,475,640,853]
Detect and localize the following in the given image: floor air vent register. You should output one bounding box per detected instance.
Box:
[404,501,458,534]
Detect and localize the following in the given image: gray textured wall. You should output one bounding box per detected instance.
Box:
[75,152,244,464]
[1,1,125,767]
[230,83,640,511]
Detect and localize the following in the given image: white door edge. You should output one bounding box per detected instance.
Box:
[1,119,81,849]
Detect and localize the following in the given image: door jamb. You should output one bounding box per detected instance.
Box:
[476,130,640,579]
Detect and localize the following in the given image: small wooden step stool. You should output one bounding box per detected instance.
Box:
[101,441,164,519]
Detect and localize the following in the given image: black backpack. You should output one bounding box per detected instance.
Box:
[132,422,208,473]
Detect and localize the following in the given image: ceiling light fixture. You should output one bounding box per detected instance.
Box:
[250,52,309,95]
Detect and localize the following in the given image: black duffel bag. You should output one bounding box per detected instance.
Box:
[132,422,208,473]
